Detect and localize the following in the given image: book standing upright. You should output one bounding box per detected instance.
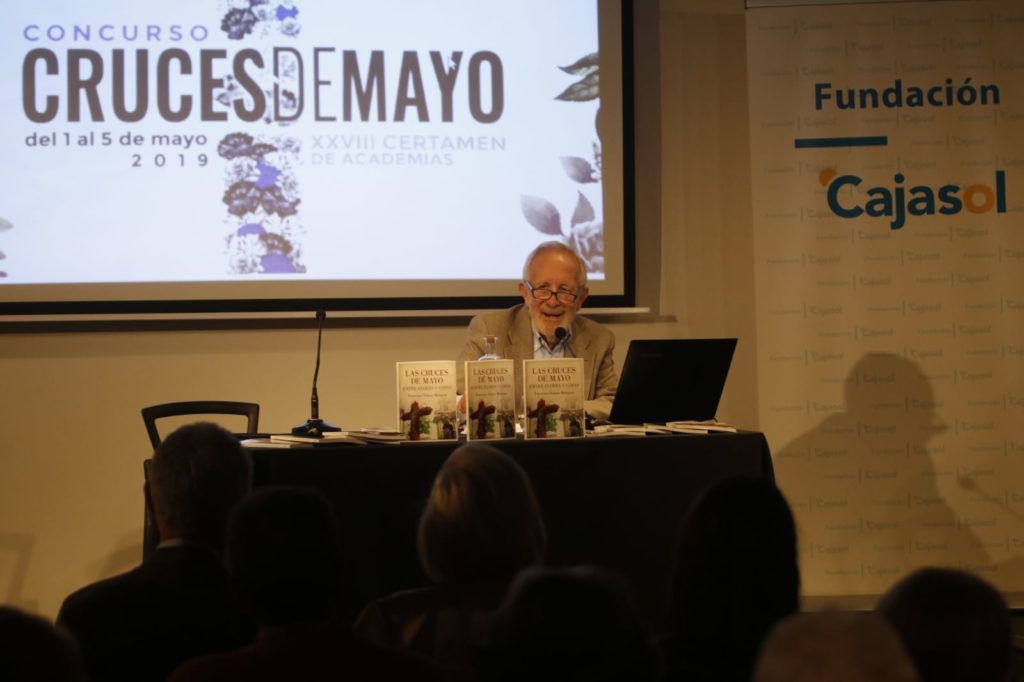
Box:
[396,360,458,441]
[522,358,585,439]
[464,359,517,440]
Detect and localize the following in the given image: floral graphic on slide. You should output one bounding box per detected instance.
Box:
[219,133,305,273]
[216,0,304,274]
[220,0,301,40]
[0,216,12,278]
[520,52,605,275]
[214,38,302,124]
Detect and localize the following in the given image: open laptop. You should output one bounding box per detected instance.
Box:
[607,338,737,425]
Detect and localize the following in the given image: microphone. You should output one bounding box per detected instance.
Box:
[292,310,341,437]
[556,325,589,430]
[555,326,575,357]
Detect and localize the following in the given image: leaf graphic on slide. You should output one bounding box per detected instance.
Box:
[520,195,562,236]
[560,156,597,184]
[567,218,603,275]
[558,52,598,76]
[518,48,602,259]
[555,71,598,102]
[570,191,595,227]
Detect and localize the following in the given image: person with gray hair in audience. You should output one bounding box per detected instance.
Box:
[355,441,547,681]
[57,422,255,682]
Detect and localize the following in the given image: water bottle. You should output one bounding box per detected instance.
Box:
[478,334,502,361]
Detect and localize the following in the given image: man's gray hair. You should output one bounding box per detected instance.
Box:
[522,241,588,290]
[149,422,252,548]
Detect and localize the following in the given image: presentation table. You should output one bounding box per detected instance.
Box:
[248,431,773,627]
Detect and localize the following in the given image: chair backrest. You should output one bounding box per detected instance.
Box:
[140,400,259,560]
[141,400,260,449]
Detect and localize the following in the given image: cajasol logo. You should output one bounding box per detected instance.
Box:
[820,168,1007,230]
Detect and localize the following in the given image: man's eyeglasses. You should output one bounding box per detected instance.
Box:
[524,281,579,305]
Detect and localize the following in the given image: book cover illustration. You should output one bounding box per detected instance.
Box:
[464,359,517,440]
[396,360,458,441]
[522,358,585,439]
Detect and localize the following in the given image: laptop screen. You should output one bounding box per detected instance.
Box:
[607,338,737,425]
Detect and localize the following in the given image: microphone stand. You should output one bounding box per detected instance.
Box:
[557,326,589,428]
[292,310,341,437]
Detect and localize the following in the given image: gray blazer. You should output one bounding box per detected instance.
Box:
[456,304,618,419]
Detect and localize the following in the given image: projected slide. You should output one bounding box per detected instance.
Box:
[1,0,626,312]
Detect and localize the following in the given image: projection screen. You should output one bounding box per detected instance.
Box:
[0,0,633,316]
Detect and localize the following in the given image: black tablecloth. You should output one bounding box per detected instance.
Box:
[249,431,772,627]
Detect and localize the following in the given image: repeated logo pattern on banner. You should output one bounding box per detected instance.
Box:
[746,1,1024,602]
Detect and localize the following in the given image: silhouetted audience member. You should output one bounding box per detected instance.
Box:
[0,606,86,682]
[169,486,437,682]
[661,475,799,682]
[753,610,918,682]
[476,565,661,682]
[877,567,1012,682]
[354,442,547,680]
[57,422,254,682]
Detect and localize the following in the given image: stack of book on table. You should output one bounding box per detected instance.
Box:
[588,420,737,437]
[243,429,405,448]
[661,420,738,434]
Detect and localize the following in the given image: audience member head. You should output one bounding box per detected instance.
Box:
[876,567,1011,682]
[417,442,546,585]
[477,565,660,682]
[147,421,252,549]
[0,606,86,682]
[226,485,350,627]
[519,241,589,344]
[753,610,918,682]
[147,422,252,549]
[667,475,799,677]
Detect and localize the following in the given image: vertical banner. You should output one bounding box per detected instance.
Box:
[747,1,1024,602]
